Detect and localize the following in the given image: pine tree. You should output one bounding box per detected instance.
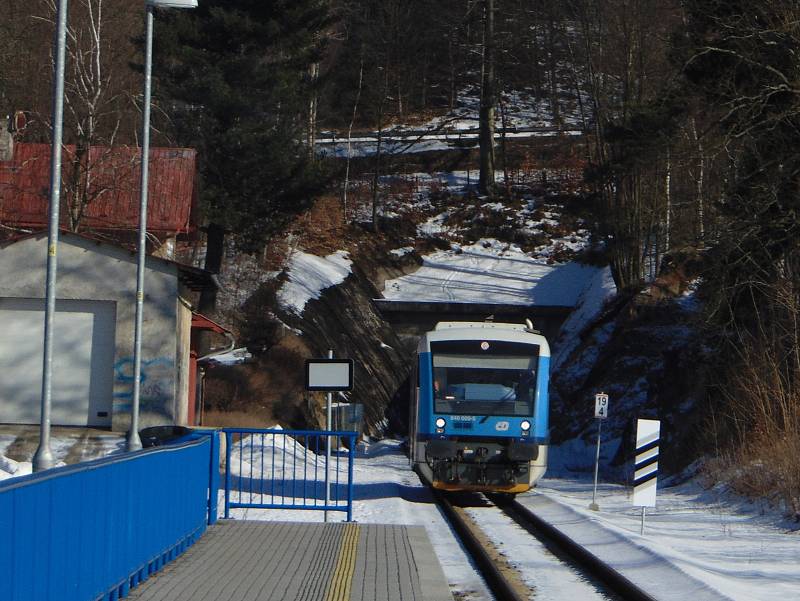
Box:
[152,0,333,286]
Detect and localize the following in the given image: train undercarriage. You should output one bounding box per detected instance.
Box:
[416,439,547,494]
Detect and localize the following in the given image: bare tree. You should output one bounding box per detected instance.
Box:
[37,0,139,230]
[341,52,364,221]
[568,0,682,289]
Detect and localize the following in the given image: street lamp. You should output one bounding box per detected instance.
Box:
[33,0,70,472]
[128,0,198,452]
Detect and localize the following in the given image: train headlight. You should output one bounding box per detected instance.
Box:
[520,420,531,435]
[435,418,446,429]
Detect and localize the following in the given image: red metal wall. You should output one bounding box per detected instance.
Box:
[0,143,197,234]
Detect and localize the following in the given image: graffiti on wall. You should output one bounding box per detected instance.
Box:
[113,356,173,416]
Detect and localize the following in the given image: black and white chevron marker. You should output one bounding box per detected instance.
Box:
[632,419,660,507]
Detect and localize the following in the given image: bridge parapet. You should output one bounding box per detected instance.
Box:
[0,431,219,601]
[374,299,572,348]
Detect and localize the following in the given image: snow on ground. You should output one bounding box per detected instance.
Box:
[383,239,604,306]
[0,431,126,481]
[533,477,800,601]
[205,347,253,366]
[389,246,414,258]
[277,250,352,315]
[222,434,800,601]
[316,84,585,158]
[0,454,31,481]
[316,129,583,159]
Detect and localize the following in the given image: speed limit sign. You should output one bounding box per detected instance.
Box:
[594,392,609,419]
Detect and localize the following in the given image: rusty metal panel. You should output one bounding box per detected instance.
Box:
[0,143,197,234]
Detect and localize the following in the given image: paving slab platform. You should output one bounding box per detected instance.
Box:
[128,521,453,601]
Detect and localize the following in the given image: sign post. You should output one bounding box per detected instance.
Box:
[305,354,354,522]
[324,350,333,522]
[633,418,660,534]
[589,392,609,511]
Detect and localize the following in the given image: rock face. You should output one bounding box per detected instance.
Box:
[275,261,411,436]
[550,291,709,477]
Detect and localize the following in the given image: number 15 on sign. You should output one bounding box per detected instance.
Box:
[595,392,609,419]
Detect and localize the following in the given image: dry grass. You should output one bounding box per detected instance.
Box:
[201,336,312,431]
[290,195,350,255]
[709,333,800,517]
[734,436,800,512]
[201,410,276,429]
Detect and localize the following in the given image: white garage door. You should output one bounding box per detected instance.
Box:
[0,298,115,427]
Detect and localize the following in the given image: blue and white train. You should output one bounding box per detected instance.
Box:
[409,321,550,494]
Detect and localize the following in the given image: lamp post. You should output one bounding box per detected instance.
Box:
[33,0,70,472]
[128,0,198,452]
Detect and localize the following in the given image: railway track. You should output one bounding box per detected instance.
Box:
[434,490,659,601]
[433,490,530,601]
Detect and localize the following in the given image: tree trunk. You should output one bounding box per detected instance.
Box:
[547,8,560,125]
[306,62,320,160]
[499,95,511,198]
[664,146,671,254]
[448,33,456,110]
[689,117,705,246]
[342,54,364,222]
[479,0,496,196]
[372,70,388,234]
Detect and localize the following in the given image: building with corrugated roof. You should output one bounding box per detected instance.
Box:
[0,231,223,432]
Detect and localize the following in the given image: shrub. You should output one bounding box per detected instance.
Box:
[710,331,800,517]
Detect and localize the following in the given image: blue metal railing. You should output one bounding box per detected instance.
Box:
[0,431,219,601]
[223,428,356,522]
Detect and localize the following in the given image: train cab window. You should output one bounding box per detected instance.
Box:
[430,340,539,417]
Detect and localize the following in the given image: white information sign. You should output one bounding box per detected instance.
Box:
[305,359,354,391]
[632,419,660,508]
[594,392,609,419]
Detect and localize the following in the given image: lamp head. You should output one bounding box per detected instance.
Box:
[146,0,198,8]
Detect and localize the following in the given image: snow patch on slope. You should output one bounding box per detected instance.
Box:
[551,265,617,370]
[278,250,353,315]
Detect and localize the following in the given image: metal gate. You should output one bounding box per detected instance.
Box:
[223,428,356,521]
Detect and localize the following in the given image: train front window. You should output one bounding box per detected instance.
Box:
[431,343,539,417]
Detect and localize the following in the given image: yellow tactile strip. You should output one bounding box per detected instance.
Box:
[324,523,361,601]
[127,521,453,601]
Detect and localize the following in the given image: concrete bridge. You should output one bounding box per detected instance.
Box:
[374,299,572,348]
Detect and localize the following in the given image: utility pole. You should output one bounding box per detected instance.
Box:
[33,0,70,472]
[325,349,333,522]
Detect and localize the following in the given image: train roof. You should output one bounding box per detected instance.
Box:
[420,321,550,356]
[434,321,536,332]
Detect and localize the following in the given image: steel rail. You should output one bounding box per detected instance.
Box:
[489,494,659,601]
[432,490,527,601]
